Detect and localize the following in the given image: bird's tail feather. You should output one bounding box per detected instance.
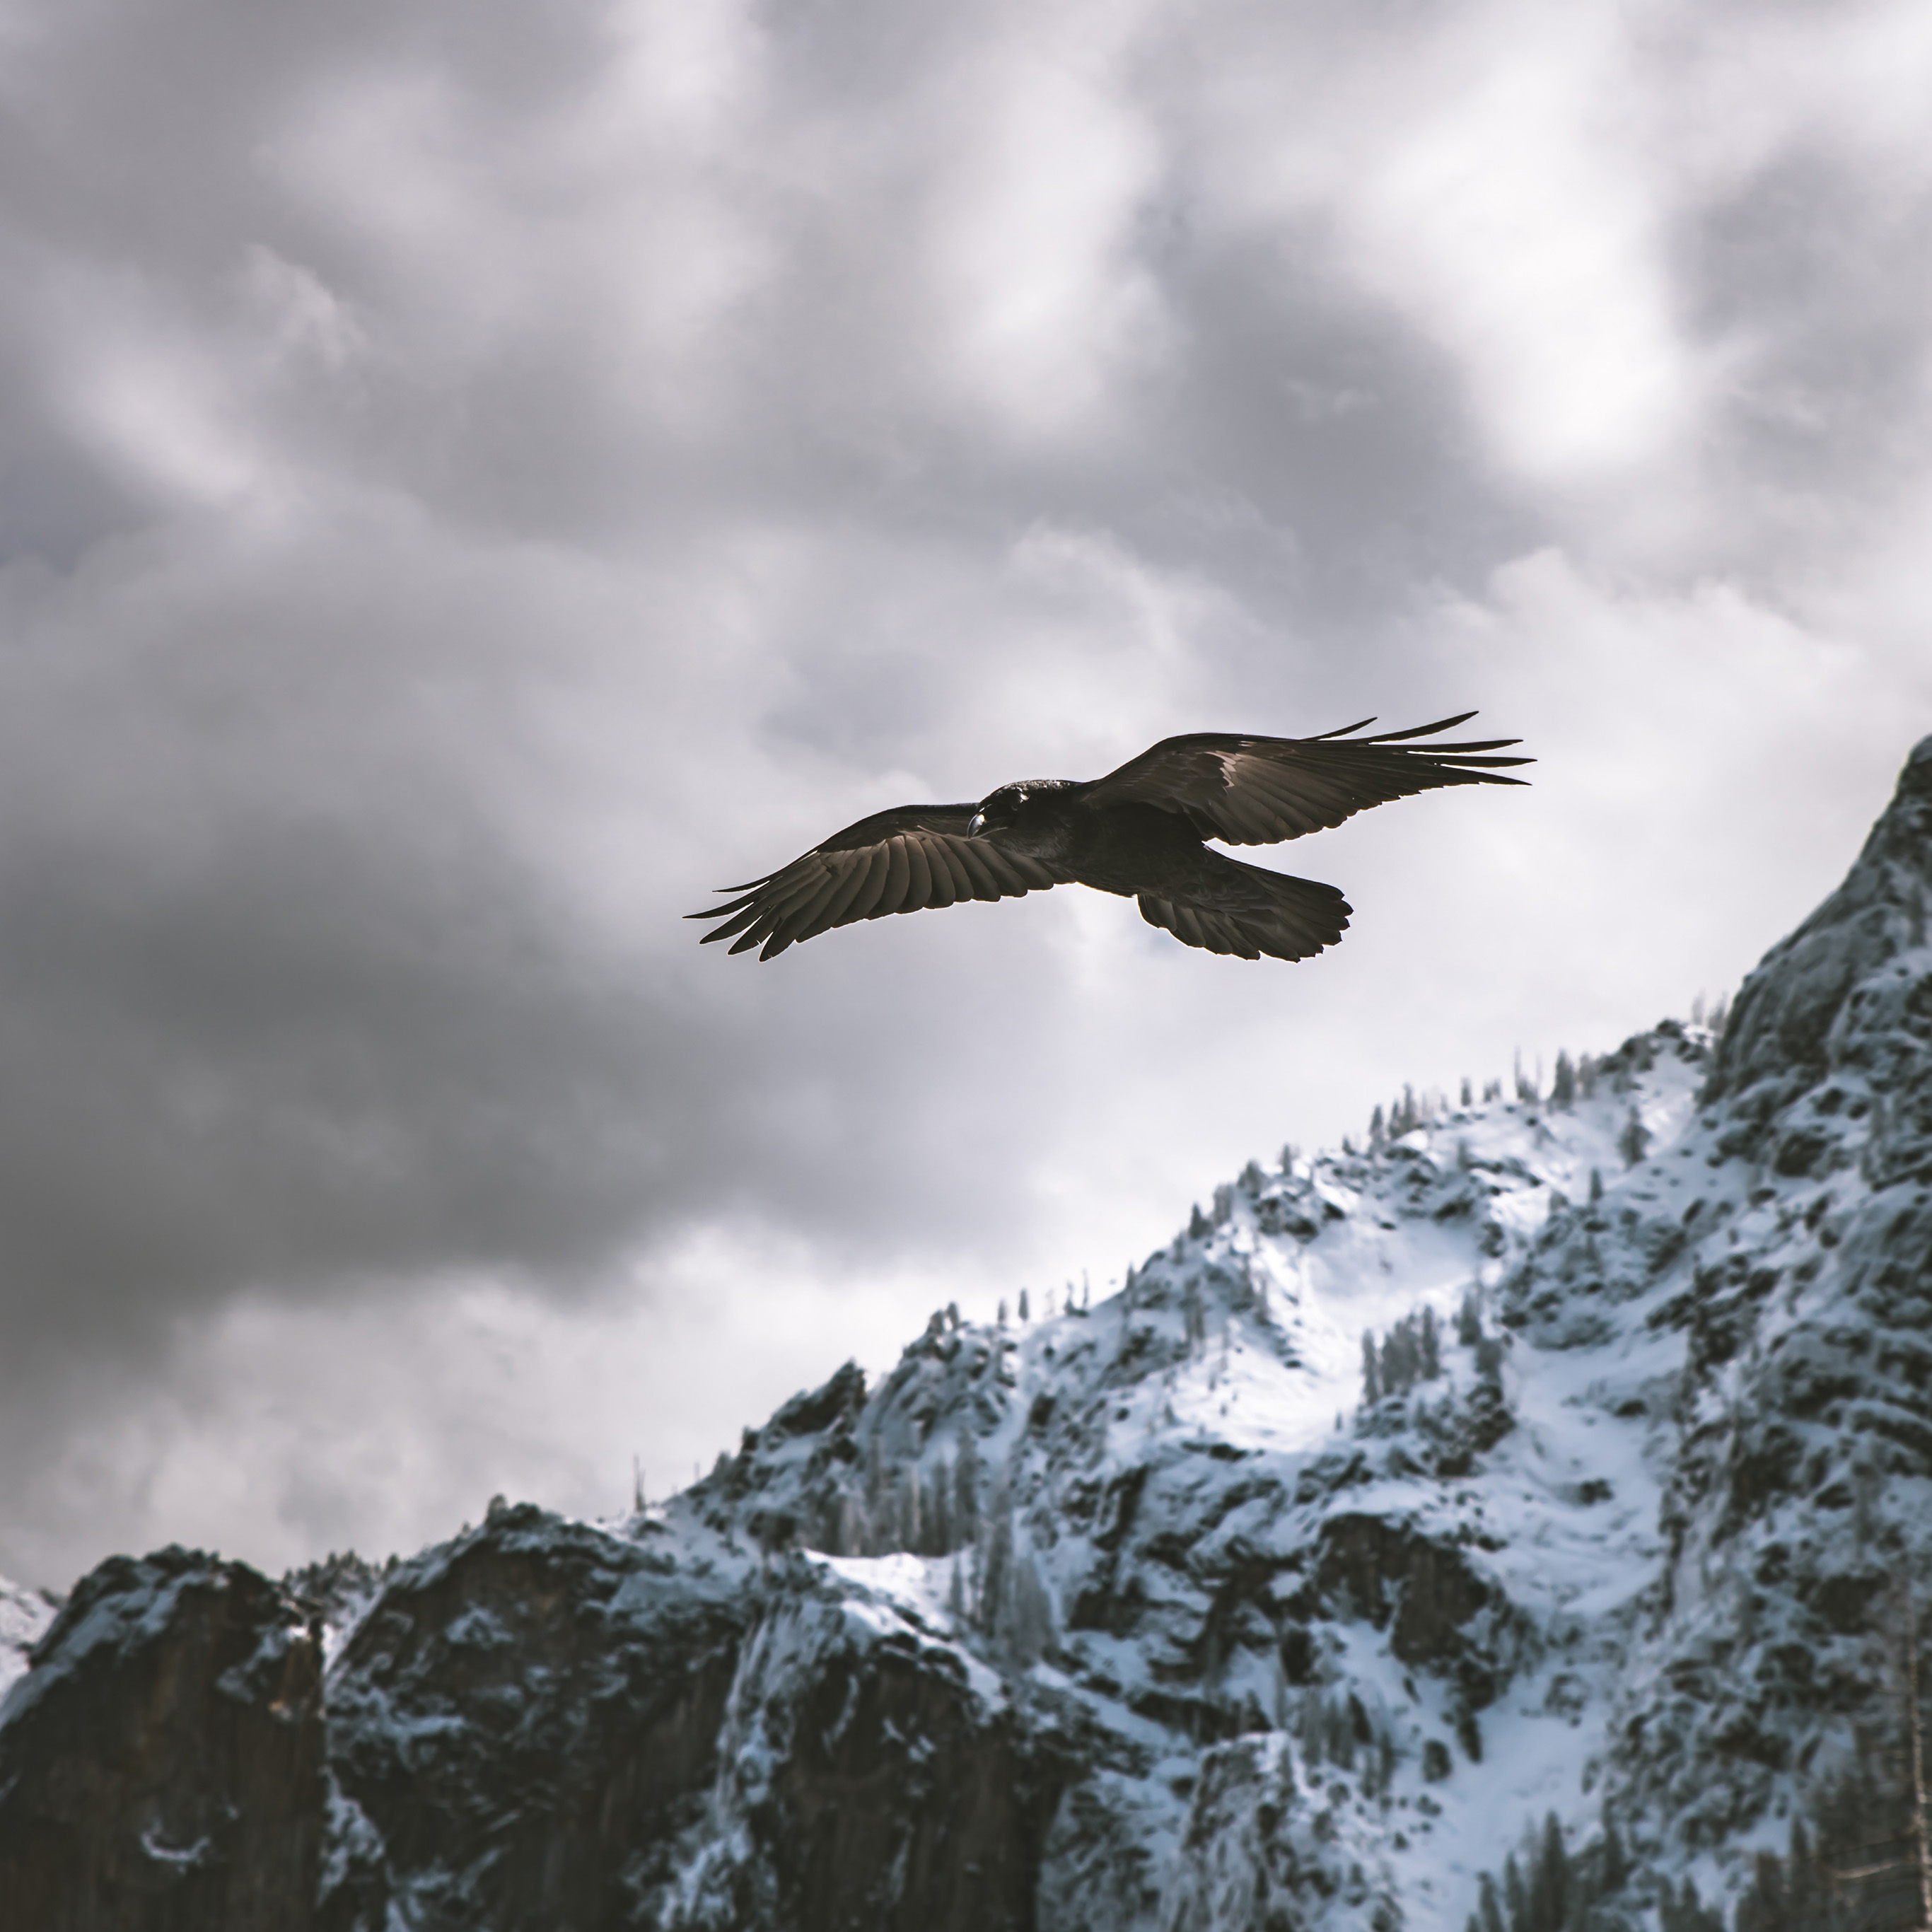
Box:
[1138,856,1350,962]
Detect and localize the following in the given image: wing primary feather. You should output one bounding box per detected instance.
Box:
[1359,711,1477,741]
[698,906,764,945]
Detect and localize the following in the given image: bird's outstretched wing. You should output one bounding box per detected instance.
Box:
[1136,853,1351,962]
[687,805,1068,960]
[1083,713,1531,846]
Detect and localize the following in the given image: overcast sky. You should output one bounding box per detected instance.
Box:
[1,0,1928,1590]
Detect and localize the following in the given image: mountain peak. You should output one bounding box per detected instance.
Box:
[1709,735,1932,1141]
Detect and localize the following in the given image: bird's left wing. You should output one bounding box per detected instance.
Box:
[1081,713,1532,846]
[687,805,1068,960]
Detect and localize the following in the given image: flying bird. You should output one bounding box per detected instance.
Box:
[689,713,1530,962]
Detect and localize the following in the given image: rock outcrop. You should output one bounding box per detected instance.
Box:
[0,1548,323,1932]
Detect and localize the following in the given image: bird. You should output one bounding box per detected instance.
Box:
[687,712,1530,962]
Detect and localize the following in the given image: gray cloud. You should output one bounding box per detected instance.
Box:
[1,0,1930,1584]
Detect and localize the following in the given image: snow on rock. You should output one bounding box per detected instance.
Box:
[0,1574,55,1708]
[0,1547,325,1929]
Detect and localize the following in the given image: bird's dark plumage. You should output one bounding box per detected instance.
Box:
[689,713,1530,961]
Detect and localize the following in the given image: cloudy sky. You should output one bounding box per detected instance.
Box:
[1,0,1928,1590]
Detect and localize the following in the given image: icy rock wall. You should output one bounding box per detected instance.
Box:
[1603,735,1932,1854]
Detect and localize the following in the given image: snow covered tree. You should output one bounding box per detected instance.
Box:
[1619,1107,1651,1168]
[898,1462,922,1553]
[976,1490,1012,1636]
[1420,1306,1441,1380]
[1003,1547,1056,1665]
[1361,1330,1382,1404]
[1018,1286,1030,1322]
[1550,1051,1576,1108]
[1189,1201,1211,1238]
[1368,1105,1386,1152]
[1460,1076,1474,1108]
[954,1433,980,1542]
[997,1297,1008,1326]
[1527,1812,1568,1931]
[1456,1290,1482,1347]
[1503,1851,1526,1931]
[929,1457,954,1554]
[1578,1054,1598,1100]
[1476,1873,1506,1932]
[1183,1276,1207,1351]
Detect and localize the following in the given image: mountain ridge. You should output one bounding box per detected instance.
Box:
[3,733,1929,1931]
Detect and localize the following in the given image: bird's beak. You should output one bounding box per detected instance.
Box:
[967,812,986,837]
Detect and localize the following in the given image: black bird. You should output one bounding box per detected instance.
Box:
[689,713,1530,962]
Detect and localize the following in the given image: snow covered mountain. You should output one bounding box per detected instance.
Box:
[1,733,1928,1932]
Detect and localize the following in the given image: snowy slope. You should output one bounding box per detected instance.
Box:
[0,1573,55,1707]
[662,1029,1718,1930]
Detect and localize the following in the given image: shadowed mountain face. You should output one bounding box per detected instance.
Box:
[3,737,1930,1932]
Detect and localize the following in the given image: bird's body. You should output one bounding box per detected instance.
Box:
[689,714,1530,962]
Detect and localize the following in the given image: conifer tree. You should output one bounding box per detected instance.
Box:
[977,1493,1012,1635]
[900,1462,922,1553]
[1503,1851,1526,1932]
[1599,1812,1627,1895]
[1551,1051,1576,1108]
[955,1433,979,1542]
[1361,1329,1382,1404]
[1619,1107,1651,1168]
[1369,1105,1386,1152]
[1477,1873,1506,1932]
[1421,1305,1441,1380]
[1530,1812,1567,1931]
[930,1456,954,1554]
[1461,1076,1474,1108]
[1018,1286,1030,1322]
[1457,1289,1482,1346]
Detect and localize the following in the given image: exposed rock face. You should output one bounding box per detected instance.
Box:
[0,1547,322,1932]
[3,735,1931,1931]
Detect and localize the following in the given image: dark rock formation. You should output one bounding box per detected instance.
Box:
[0,1547,322,1932]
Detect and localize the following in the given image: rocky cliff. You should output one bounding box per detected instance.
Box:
[3,737,1929,1932]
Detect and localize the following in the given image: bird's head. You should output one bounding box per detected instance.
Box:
[967,783,1032,838]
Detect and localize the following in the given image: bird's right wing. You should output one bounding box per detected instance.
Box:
[1083,713,1532,846]
[687,805,1069,960]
